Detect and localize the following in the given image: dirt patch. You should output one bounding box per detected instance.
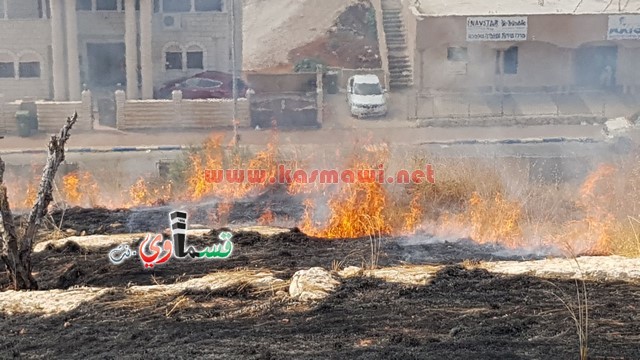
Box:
[288,2,381,69]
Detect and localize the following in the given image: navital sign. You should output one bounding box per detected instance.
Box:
[607,15,640,40]
[466,16,528,41]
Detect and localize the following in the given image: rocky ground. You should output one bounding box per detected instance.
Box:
[1,207,640,359]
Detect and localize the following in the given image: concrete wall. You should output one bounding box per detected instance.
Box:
[400,0,419,84]
[115,90,250,130]
[0,90,93,134]
[370,0,390,89]
[412,13,640,92]
[0,98,20,134]
[36,99,93,132]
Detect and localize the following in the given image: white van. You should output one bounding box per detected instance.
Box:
[346,74,388,118]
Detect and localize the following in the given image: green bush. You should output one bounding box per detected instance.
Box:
[294,58,326,73]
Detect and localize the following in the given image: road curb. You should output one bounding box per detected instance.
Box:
[0,145,190,155]
[0,137,601,155]
[418,137,600,146]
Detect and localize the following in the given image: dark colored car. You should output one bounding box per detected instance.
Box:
[155,71,248,99]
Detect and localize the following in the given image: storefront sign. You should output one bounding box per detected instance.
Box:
[466,16,528,41]
[607,15,640,40]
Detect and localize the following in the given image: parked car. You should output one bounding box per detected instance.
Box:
[346,74,388,118]
[155,71,248,99]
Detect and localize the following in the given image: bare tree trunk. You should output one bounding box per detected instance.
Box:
[0,113,77,290]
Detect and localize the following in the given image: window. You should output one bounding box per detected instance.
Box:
[19,62,40,78]
[0,62,14,78]
[195,0,222,11]
[198,79,222,88]
[187,51,203,69]
[77,0,92,10]
[185,78,200,87]
[165,52,182,70]
[96,0,118,10]
[354,83,382,95]
[503,46,518,74]
[6,0,40,18]
[154,0,160,12]
[0,1,4,18]
[163,0,191,12]
[447,47,468,62]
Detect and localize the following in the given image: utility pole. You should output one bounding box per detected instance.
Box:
[230,0,238,149]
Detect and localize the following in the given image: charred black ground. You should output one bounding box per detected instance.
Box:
[1,206,639,359]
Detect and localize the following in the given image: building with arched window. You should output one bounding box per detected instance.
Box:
[0,0,242,101]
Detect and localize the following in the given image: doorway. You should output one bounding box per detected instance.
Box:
[87,42,126,87]
[574,45,618,89]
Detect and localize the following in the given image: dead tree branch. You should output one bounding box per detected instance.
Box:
[0,112,78,290]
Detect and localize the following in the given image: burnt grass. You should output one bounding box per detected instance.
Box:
[0,207,639,359]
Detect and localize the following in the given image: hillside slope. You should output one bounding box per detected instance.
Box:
[243,0,357,70]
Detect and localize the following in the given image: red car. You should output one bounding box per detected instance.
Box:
[155,71,248,99]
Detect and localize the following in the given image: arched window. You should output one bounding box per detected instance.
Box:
[164,44,183,70]
[0,51,15,78]
[186,44,204,70]
[18,52,41,78]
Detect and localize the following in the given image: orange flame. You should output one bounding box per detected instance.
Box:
[258,208,275,225]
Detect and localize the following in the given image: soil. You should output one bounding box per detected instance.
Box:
[1,204,640,359]
[288,2,381,69]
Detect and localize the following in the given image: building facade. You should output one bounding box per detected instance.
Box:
[401,0,640,94]
[0,0,243,102]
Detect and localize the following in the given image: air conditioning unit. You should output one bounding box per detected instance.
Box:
[162,14,182,31]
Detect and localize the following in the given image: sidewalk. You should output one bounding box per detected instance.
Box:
[0,125,607,153]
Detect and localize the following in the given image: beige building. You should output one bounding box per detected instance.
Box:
[0,0,242,102]
[401,0,640,94]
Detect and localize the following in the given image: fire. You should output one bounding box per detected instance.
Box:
[186,135,225,201]
[24,182,37,209]
[402,191,423,234]
[301,145,392,239]
[60,171,100,207]
[575,164,618,255]
[258,208,274,225]
[467,191,523,248]
[128,177,173,207]
[183,131,280,202]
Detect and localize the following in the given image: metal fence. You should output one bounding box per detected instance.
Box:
[410,90,639,121]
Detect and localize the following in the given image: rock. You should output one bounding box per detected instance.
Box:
[289,267,340,302]
[63,322,71,328]
[65,229,77,236]
[110,223,123,229]
[339,266,363,278]
[80,231,87,236]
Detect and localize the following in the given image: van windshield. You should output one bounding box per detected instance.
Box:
[353,83,382,95]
